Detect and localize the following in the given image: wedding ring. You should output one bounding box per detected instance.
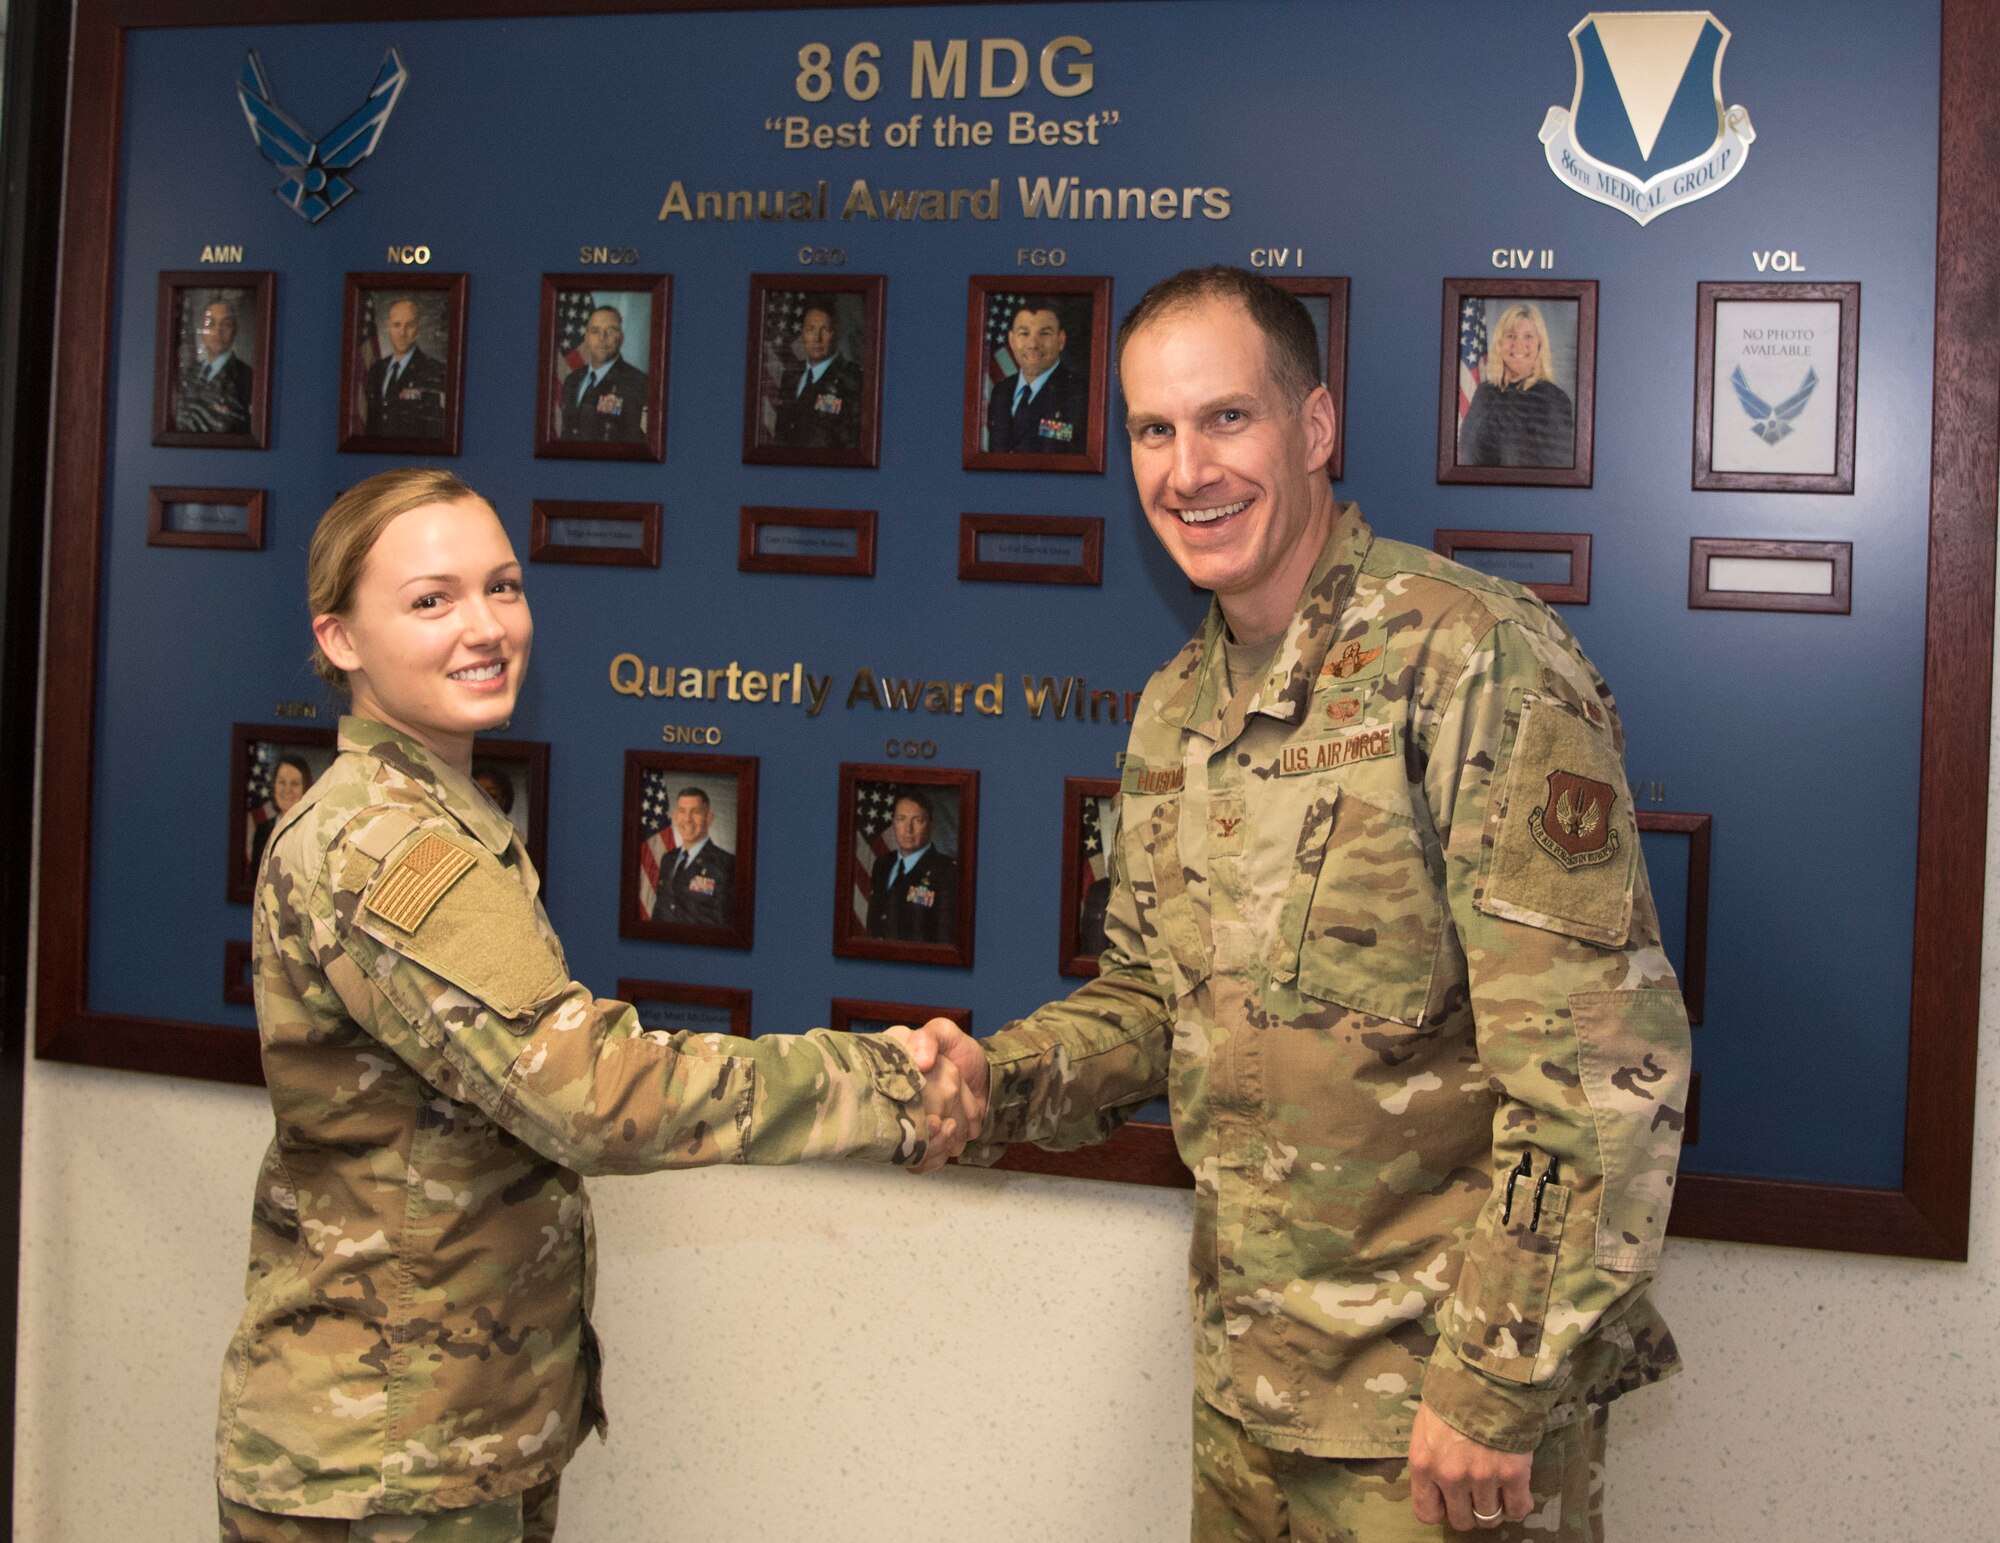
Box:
[1472,1505,1503,1523]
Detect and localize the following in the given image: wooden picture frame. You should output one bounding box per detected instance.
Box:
[1637,810,1712,1028]
[151,270,272,449]
[738,505,876,577]
[1269,275,1352,480]
[1437,277,1597,488]
[828,998,971,1036]
[833,763,978,968]
[528,500,661,569]
[741,273,884,468]
[1059,776,1120,978]
[222,940,254,1007]
[146,485,266,551]
[225,724,337,904]
[621,750,758,950]
[963,274,1111,474]
[1694,280,1859,493]
[1689,538,1853,614]
[1433,528,1592,604]
[615,978,751,1039]
[534,272,669,462]
[470,736,551,891]
[337,270,467,455]
[957,513,1103,586]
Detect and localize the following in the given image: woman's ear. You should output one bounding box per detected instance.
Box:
[313,612,361,674]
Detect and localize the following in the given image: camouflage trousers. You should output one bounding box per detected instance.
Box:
[219,1481,559,1543]
[1192,1396,1605,1543]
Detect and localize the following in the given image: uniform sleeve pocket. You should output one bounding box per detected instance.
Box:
[1283,786,1446,1027]
[1572,989,1691,1271]
[1448,1180,1569,1386]
[355,827,569,1030]
[1475,693,1636,948]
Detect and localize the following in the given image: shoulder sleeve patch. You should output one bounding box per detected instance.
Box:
[1476,693,1635,947]
[365,831,477,933]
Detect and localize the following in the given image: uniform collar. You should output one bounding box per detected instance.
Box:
[338,715,518,856]
[1165,501,1376,741]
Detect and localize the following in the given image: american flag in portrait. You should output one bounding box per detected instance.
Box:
[634,769,680,921]
[850,780,901,928]
[757,288,810,437]
[1457,297,1487,423]
[552,288,600,409]
[353,289,381,425]
[244,741,280,866]
[1075,793,1116,902]
[981,292,1033,449]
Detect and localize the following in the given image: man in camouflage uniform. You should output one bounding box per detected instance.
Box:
[219,717,952,1541]
[956,268,1689,1539]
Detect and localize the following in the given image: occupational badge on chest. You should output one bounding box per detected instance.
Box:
[1321,631,1387,685]
[1529,770,1621,869]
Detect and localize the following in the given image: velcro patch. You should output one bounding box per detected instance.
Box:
[1321,633,1387,684]
[1122,763,1184,796]
[1479,694,1634,947]
[365,832,476,933]
[1277,726,1396,776]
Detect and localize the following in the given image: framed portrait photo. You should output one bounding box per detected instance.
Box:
[471,737,551,887]
[226,724,337,903]
[621,751,758,950]
[1694,281,1859,493]
[1437,277,1597,488]
[535,273,669,461]
[616,978,751,1040]
[152,271,272,449]
[828,998,971,1036]
[833,763,978,968]
[741,274,884,468]
[147,485,265,551]
[963,274,1111,473]
[338,271,467,455]
[1059,776,1121,978]
[1269,275,1352,480]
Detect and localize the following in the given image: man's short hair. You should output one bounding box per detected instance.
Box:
[207,297,240,323]
[1008,302,1063,331]
[891,787,931,817]
[675,786,711,808]
[799,296,839,329]
[1116,266,1322,409]
[587,304,622,326]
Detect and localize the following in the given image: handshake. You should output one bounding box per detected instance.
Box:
[881,1016,991,1174]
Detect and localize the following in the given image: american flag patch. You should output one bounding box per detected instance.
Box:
[365,833,476,932]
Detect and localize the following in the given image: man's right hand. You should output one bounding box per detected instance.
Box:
[881,1019,989,1173]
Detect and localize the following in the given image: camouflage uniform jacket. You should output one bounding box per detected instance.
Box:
[967,505,1689,1458]
[218,718,932,1518]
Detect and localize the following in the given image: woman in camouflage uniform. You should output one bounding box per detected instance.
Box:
[216,468,974,1543]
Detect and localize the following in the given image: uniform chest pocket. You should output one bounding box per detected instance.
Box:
[1121,794,1210,1001]
[1270,784,1447,1027]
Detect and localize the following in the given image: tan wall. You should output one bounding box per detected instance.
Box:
[16,616,2000,1542]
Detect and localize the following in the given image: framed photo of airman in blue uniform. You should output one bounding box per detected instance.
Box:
[535,274,669,462]
[833,763,978,968]
[962,274,1110,474]
[742,274,884,468]
[621,750,759,949]
[1058,776,1120,979]
[152,271,273,449]
[337,272,466,455]
[226,723,336,903]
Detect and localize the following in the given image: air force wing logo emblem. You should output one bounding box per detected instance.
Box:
[1539,12,1753,226]
[238,48,407,224]
[1731,365,1819,445]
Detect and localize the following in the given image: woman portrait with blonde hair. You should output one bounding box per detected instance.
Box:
[1456,300,1577,468]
